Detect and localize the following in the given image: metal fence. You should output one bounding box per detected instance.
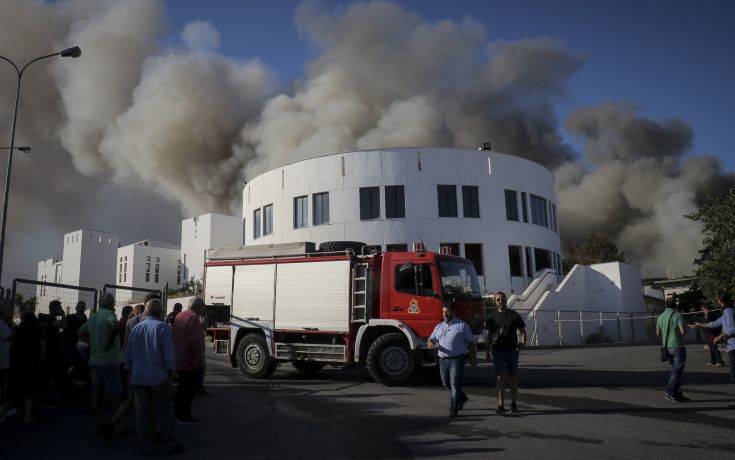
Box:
[525,309,705,347]
[11,278,98,318]
[101,284,167,314]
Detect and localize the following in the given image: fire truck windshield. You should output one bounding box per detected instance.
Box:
[437,259,482,300]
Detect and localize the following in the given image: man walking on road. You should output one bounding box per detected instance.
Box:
[428,302,477,418]
[124,298,184,455]
[173,297,206,424]
[485,291,526,414]
[656,297,688,402]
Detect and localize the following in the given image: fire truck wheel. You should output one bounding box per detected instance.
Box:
[292,361,326,375]
[236,334,275,379]
[366,333,415,386]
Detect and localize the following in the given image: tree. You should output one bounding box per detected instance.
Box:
[563,231,625,271]
[686,187,735,297]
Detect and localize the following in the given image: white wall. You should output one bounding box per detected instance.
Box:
[180,213,241,284]
[60,229,119,290]
[242,148,562,295]
[116,241,180,291]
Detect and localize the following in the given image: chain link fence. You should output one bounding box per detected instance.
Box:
[11,278,98,318]
[101,284,167,314]
[524,309,706,347]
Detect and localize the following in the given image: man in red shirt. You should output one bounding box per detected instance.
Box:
[172,297,205,424]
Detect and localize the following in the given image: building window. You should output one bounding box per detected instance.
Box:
[556,253,563,276]
[146,256,150,261]
[119,273,122,283]
[263,204,273,235]
[465,243,484,276]
[386,243,408,252]
[505,190,519,221]
[440,242,460,257]
[360,187,380,220]
[385,185,405,219]
[123,273,127,282]
[521,192,528,223]
[437,185,457,217]
[294,196,308,229]
[145,262,150,283]
[508,246,523,277]
[177,260,181,285]
[534,248,553,271]
[154,263,160,283]
[253,208,262,239]
[155,257,159,262]
[313,192,329,226]
[530,195,548,227]
[462,186,480,218]
[525,246,533,276]
[552,204,558,232]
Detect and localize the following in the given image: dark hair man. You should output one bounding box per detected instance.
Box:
[657,296,687,402]
[691,292,735,385]
[485,291,526,414]
[428,302,477,418]
[38,300,66,405]
[166,303,183,329]
[699,302,724,366]
[173,297,206,424]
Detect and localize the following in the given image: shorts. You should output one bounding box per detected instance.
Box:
[90,364,122,398]
[492,350,519,377]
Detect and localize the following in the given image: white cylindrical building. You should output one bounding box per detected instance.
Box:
[242,147,562,295]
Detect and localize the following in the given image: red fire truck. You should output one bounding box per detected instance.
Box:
[203,241,484,385]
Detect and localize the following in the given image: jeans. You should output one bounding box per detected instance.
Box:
[133,379,179,450]
[90,364,122,398]
[439,356,466,414]
[666,347,686,397]
[175,368,200,420]
[706,338,724,365]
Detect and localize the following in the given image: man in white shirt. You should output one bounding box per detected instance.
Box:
[428,302,477,417]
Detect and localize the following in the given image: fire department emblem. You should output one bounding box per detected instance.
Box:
[408,298,420,314]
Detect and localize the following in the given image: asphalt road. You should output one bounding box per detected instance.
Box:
[3,343,734,459]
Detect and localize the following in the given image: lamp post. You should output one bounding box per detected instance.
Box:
[0,46,81,285]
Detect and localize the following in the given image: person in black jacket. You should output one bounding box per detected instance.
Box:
[10,307,42,423]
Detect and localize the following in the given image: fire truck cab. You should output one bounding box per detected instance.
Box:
[203,241,484,386]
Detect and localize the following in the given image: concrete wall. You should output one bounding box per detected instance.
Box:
[60,229,118,290]
[242,148,562,295]
[180,213,241,284]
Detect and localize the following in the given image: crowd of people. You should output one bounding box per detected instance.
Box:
[0,294,207,456]
[429,290,735,417]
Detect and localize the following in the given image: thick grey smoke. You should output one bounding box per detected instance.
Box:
[0,0,729,284]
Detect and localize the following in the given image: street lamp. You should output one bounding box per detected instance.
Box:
[0,46,81,285]
[0,147,30,152]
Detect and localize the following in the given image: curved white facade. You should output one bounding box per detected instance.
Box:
[242,148,562,295]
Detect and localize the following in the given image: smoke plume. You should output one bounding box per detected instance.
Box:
[0,0,729,284]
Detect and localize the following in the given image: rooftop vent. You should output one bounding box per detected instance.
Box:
[478,142,492,151]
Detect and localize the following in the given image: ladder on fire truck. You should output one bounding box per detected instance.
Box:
[352,262,370,322]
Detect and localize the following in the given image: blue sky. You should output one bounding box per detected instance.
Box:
[167,0,735,170]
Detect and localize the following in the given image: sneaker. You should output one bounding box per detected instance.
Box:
[677,394,690,402]
[714,363,725,367]
[664,394,680,403]
[175,417,200,425]
[458,393,469,410]
[510,402,518,413]
[705,362,714,366]
[496,405,506,414]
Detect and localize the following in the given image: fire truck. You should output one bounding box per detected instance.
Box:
[203,241,484,385]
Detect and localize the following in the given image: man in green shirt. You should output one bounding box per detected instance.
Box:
[656,297,687,402]
[78,293,123,431]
